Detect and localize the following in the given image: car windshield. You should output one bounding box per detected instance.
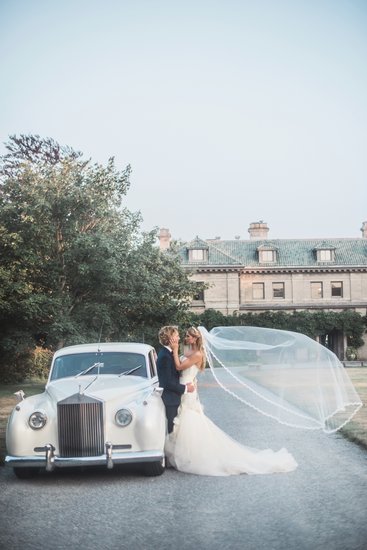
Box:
[50,352,147,381]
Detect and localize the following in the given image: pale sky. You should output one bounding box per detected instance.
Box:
[1,0,366,242]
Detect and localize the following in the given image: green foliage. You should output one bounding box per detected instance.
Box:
[0,346,53,384]
[193,309,228,330]
[0,354,29,383]
[0,135,200,381]
[345,347,358,360]
[28,347,53,380]
[186,309,366,349]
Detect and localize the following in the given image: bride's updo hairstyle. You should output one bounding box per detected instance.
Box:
[186,327,206,370]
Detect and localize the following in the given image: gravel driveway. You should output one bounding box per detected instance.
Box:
[1,370,366,550]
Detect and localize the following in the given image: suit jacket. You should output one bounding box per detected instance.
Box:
[156,346,185,407]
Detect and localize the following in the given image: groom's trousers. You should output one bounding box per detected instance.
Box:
[166,405,179,433]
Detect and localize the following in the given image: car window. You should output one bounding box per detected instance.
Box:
[51,352,147,380]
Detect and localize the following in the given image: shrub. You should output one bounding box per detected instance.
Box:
[28,347,53,380]
[0,347,52,383]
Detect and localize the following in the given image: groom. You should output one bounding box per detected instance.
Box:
[156,326,195,433]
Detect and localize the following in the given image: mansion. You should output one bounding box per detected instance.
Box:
[159,221,367,360]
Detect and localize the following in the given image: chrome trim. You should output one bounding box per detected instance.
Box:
[28,411,48,430]
[45,444,55,472]
[115,408,133,427]
[57,394,104,457]
[106,442,113,469]
[5,449,164,470]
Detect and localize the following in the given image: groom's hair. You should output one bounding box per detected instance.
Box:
[158,326,178,346]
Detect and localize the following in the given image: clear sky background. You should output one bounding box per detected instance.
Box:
[1,0,366,242]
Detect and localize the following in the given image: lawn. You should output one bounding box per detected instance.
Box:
[340,368,367,448]
[0,369,366,465]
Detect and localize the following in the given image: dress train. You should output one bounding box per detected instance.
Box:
[164,366,298,476]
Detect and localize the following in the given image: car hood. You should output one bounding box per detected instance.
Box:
[46,375,154,403]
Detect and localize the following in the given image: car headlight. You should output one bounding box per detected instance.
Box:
[115,408,133,427]
[29,411,47,430]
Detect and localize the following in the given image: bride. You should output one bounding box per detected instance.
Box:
[164,327,298,476]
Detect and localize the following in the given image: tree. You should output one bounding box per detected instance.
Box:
[0,135,201,381]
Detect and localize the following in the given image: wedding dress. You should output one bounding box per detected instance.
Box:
[164,365,298,476]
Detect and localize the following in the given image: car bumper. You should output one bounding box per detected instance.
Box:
[5,443,164,471]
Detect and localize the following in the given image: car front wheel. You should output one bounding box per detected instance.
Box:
[143,458,165,477]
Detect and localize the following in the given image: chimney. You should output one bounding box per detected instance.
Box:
[361,221,367,239]
[159,228,171,250]
[248,221,269,240]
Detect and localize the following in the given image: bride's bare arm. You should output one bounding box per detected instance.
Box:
[170,339,202,371]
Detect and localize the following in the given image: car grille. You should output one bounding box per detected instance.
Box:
[57,394,104,457]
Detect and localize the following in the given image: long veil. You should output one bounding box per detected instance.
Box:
[199,326,362,433]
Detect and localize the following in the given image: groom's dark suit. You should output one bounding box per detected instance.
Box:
[156,346,186,433]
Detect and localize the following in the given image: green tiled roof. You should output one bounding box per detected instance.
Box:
[179,238,367,268]
[185,237,209,250]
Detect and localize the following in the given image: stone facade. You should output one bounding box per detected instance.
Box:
[159,222,367,360]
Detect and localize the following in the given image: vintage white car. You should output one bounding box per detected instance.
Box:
[5,342,167,478]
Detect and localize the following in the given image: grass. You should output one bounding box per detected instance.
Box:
[340,368,367,449]
[0,369,366,465]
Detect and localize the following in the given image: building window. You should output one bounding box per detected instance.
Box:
[259,250,276,263]
[331,281,343,297]
[317,249,335,262]
[272,282,285,299]
[252,283,265,300]
[190,249,207,262]
[311,282,323,299]
[193,283,204,301]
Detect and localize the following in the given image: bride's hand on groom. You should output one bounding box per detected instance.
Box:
[169,337,179,354]
[186,382,195,393]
